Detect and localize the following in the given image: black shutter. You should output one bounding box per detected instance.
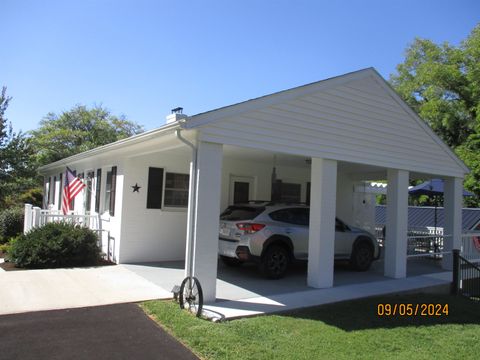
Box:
[109,166,117,216]
[95,169,102,213]
[147,167,164,209]
[58,173,63,210]
[52,176,56,205]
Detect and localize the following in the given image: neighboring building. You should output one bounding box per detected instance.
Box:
[35,68,469,302]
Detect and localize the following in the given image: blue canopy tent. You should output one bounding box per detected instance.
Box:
[409,179,473,232]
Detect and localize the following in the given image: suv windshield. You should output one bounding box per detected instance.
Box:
[220,206,265,221]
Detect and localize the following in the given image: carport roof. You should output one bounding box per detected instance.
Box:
[40,67,469,177]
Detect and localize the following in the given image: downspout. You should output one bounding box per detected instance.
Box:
[175,128,198,278]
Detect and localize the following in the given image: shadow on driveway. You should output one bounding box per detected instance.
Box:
[0,303,198,360]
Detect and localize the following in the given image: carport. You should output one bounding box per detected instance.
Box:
[35,68,468,305]
[178,68,467,302]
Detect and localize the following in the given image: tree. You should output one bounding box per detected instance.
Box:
[390,24,480,205]
[30,105,144,165]
[0,87,39,209]
[0,86,12,147]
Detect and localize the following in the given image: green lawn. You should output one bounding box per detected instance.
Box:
[141,293,480,360]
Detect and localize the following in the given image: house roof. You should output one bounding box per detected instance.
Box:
[40,67,469,177]
[375,205,480,231]
[38,121,181,173]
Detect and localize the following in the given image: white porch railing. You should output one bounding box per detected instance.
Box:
[375,224,479,261]
[406,234,449,258]
[24,204,100,233]
[23,204,115,262]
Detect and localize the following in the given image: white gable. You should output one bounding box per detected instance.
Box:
[188,68,467,178]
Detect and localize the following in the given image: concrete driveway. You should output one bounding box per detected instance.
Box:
[0,265,172,315]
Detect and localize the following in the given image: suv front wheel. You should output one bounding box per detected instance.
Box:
[259,245,290,279]
[350,241,374,271]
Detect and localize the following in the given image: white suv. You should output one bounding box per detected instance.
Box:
[218,202,380,279]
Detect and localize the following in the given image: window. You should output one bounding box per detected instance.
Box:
[146,169,190,209]
[269,208,309,225]
[164,172,189,207]
[110,166,117,216]
[271,180,301,203]
[281,183,301,203]
[233,181,249,204]
[335,218,349,232]
[147,167,164,209]
[103,167,116,216]
[85,171,94,213]
[95,169,102,213]
[220,206,265,221]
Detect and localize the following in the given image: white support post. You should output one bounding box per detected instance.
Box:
[191,141,223,303]
[443,177,462,270]
[23,204,33,233]
[307,158,337,288]
[385,169,409,279]
[32,207,41,228]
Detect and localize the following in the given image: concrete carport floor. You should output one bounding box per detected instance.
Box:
[123,256,452,319]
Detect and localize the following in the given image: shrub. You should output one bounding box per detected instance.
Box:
[0,207,24,244]
[9,222,101,269]
[0,242,11,254]
[18,188,43,208]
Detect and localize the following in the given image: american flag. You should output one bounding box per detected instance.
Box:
[62,167,86,215]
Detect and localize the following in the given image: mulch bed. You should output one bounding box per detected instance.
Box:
[0,260,25,271]
[0,256,115,272]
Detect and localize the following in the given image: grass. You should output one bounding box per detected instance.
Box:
[141,293,480,360]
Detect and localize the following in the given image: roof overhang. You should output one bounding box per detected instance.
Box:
[38,121,184,174]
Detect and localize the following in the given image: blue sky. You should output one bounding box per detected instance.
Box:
[2,0,479,133]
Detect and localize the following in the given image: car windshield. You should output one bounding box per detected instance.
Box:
[220,206,265,221]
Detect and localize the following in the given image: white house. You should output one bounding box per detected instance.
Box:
[36,68,469,302]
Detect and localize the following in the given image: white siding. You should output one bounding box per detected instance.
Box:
[197,73,465,178]
[119,152,191,263]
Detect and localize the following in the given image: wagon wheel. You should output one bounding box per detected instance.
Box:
[179,276,203,317]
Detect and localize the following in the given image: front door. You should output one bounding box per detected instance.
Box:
[229,176,255,204]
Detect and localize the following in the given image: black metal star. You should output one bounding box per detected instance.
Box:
[132,183,141,193]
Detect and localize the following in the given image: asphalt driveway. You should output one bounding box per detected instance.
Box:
[0,303,198,360]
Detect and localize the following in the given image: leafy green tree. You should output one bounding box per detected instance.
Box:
[0,87,39,209]
[456,128,480,206]
[30,104,144,165]
[390,24,480,205]
[0,86,11,146]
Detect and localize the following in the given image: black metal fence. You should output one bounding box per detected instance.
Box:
[452,249,480,301]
